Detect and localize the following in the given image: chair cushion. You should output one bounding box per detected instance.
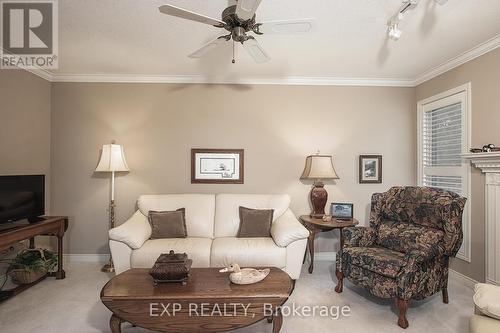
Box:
[377,220,445,255]
[131,238,212,268]
[474,283,500,320]
[211,237,286,269]
[214,194,290,237]
[343,247,406,278]
[138,194,215,238]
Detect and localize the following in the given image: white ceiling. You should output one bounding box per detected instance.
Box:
[49,0,500,84]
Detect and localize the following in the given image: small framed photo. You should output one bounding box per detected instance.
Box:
[191,149,244,184]
[331,203,353,220]
[359,155,382,184]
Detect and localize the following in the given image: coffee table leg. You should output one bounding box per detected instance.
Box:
[110,314,122,333]
[307,229,316,274]
[273,308,283,333]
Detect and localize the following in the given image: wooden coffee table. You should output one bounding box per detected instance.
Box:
[100,268,293,333]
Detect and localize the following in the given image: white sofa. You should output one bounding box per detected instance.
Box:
[108,194,309,279]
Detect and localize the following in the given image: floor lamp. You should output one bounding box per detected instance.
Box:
[95,142,130,273]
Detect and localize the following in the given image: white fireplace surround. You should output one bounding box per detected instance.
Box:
[463,152,500,285]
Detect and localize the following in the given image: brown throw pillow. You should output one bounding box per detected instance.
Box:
[237,206,274,238]
[148,208,187,239]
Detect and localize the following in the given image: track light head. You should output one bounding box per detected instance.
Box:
[388,25,402,41]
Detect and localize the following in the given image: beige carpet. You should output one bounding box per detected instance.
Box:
[0,261,474,333]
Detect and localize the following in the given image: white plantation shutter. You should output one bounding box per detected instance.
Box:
[417,85,471,261]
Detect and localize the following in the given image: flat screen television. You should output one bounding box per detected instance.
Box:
[0,175,45,224]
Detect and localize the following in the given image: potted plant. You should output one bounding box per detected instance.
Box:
[7,249,58,285]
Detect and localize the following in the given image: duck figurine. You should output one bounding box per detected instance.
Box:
[219,263,270,285]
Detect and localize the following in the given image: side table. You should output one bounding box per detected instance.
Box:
[299,215,358,274]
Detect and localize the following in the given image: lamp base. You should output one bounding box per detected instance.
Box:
[310,181,328,218]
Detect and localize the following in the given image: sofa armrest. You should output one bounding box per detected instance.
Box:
[108,210,151,250]
[343,226,376,248]
[271,209,309,247]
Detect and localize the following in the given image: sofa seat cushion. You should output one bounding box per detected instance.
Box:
[377,220,445,255]
[343,247,406,278]
[211,237,286,269]
[131,238,212,268]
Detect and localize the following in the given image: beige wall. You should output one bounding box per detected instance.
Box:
[50,83,416,254]
[416,48,500,282]
[0,70,51,213]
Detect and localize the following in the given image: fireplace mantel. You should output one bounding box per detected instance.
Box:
[462,152,500,173]
[463,152,500,285]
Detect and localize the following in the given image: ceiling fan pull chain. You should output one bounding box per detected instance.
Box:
[232,40,236,64]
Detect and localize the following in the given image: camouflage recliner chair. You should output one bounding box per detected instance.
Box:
[335,186,466,329]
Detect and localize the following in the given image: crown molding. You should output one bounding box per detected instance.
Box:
[49,73,415,87]
[413,34,500,86]
[18,34,500,87]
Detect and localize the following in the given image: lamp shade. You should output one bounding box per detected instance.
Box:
[95,144,130,172]
[300,155,339,180]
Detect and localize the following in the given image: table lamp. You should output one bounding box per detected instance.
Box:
[300,153,339,218]
[95,141,130,272]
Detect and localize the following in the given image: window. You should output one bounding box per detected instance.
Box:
[417,83,471,262]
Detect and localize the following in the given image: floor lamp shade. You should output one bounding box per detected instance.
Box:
[300,155,339,218]
[95,144,130,172]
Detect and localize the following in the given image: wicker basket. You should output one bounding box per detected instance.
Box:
[9,268,47,285]
[8,248,49,285]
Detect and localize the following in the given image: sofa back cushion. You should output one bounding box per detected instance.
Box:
[138,194,215,238]
[377,220,445,255]
[214,194,290,238]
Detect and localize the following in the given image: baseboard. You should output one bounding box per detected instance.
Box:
[449,269,479,289]
[63,254,108,263]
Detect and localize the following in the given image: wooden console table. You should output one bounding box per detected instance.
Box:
[299,215,358,274]
[0,216,68,302]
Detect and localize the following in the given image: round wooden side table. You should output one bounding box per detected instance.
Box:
[299,215,359,274]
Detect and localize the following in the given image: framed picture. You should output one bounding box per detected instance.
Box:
[331,203,353,220]
[191,149,244,184]
[359,155,382,184]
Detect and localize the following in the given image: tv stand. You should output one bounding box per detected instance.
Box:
[0,216,68,303]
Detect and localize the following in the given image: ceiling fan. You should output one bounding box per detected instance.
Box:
[158,0,314,63]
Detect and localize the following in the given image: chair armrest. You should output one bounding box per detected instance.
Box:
[271,209,309,247]
[108,210,151,249]
[343,226,376,248]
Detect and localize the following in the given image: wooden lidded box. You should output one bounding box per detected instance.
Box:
[149,250,192,285]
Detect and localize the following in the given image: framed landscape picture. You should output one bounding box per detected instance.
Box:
[191,149,244,184]
[359,155,382,184]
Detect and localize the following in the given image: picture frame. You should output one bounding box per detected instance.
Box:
[191,149,244,184]
[331,203,354,220]
[359,155,382,184]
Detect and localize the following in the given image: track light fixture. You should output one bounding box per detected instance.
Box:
[387,0,448,41]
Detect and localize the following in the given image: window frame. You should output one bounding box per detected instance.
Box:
[417,83,472,262]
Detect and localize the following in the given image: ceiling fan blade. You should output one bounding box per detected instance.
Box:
[188,36,228,58]
[243,37,270,63]
[235,0,263,21]
[159,4,225,27]
[257,19,315,34]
